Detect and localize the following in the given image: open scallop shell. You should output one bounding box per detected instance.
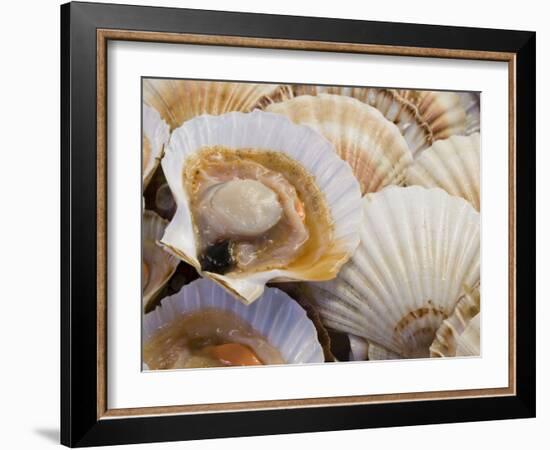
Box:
[266,94,413,194]
[290,85,433,155]
[143,278,324,365]
[143,79,292,129]
[311,186,480,358]
[143,104,170,189]
[160,110,363,304]
[406,133,480,211]
[430,284,480,357]
[274,282,334,362]
[398,90,466,143]
[142,210,179,310]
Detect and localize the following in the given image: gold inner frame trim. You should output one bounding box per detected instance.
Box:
[96,28,517,420]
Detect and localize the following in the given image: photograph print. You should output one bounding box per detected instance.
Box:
[141,79,481,371]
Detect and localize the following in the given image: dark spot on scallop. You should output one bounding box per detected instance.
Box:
[199,240,235,274]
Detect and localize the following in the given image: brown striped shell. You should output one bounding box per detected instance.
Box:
[430,285,480,357]
[143,79,292,129]
[397,90,467,142]
[266,94,413,194]
[290,85,433,155]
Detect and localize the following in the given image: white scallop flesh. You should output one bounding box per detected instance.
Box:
[203,179,283,238]
[194,158,308,270]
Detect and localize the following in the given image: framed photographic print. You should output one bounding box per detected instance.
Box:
[60,1,536,447]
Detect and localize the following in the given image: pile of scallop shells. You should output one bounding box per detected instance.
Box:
[142,79,481,370]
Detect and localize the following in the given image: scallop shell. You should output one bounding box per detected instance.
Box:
[266,94,413,194]
[456,314,480,356]
[348,334,401,361]
[311,186,480,358]
[348,333,369,361]
[155,183,176,219]
[398,90,466,143]
[142,210,179,310]
[143,104,170,189]
[143,79,292,129]
[430,285,480,357]
[367,342,401,361]
[458,92,481,135]
[406,133,480,211]
[161,110,363,304]
[143,278,324,364]
[291,85,433,155]
[274,282,334,362]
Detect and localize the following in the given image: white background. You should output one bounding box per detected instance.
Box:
[0,0,546,449]
[109,42,508,409]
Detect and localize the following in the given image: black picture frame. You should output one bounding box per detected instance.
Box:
[61,1,536,447]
